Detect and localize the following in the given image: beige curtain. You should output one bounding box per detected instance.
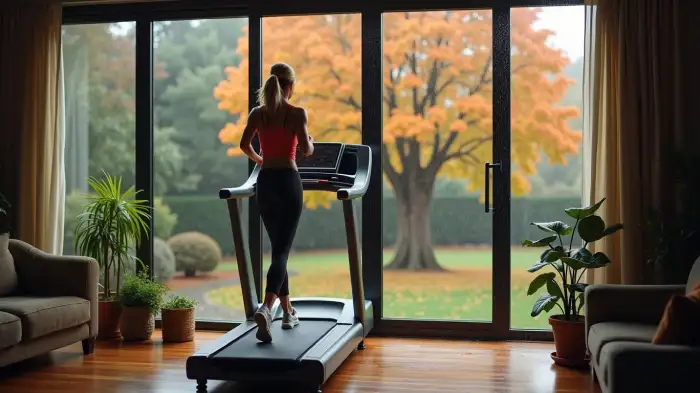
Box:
[583,0,684,285]
[0,1,65,254]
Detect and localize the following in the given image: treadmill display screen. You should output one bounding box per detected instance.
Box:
[296,143,343,170]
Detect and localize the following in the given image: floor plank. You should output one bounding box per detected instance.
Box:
[0,331,600,393]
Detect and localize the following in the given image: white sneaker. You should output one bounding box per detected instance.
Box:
[282,308,299,329]
[254,305,273,343]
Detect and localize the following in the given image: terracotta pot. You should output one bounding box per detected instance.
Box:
[97,300,122,340]
[549,315,588,367]
[120,306,155,341]
[161,308,195,343]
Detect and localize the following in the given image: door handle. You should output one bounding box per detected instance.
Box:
[484,162,501,213]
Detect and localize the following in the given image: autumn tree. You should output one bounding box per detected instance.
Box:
[215,9,581,270]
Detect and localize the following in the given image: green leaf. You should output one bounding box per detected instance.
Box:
[601,223,624,238]
[530,221,573,236]
[578,215,606,242]
[528,272,556,295]
[522,235,557,247]
[552,261,565,274]
[527,262,550,273]
[561,256,589,270]
[544,249,566,262]
[565,198,606,220]
[589,252,612,268]
[570,248,593,262]
[546,279,564,298]
[566,283,589,292]
[531,294,559,317]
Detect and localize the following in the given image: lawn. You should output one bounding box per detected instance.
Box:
[207,247,556,330]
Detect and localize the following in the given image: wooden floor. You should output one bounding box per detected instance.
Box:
[0,331,600,393]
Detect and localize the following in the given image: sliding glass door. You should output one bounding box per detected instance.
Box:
[62,0,584,339]
[380,9,496,325]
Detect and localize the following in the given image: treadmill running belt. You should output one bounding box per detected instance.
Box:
[213,320,336,361]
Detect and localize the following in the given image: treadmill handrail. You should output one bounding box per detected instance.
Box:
[337,145,372,200]
[219,165,261,200]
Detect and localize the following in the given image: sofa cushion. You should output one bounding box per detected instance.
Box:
[0,234,18,296]
[588,322,657,363]
[652,283,700,346]
[0,296,90,340]
[0,311,21,349]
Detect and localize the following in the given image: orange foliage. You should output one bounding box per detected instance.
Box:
[214,9,580,206]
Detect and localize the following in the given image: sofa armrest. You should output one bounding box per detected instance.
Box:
[9,239,99,337]
[585,284,684,335]
[604,342,700,392]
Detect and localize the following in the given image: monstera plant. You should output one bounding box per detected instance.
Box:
[522,198,623,367]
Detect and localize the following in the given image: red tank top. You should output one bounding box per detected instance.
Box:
[258,108,298,161]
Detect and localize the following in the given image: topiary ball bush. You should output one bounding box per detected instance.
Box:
[100,237,176,286]
[153,237,176,283]
[168,231,222,277]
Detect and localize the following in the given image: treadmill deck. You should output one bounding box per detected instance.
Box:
[212,319,337,361]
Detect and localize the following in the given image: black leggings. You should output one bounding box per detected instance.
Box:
[257,168,303,297]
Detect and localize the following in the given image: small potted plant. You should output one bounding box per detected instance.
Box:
[118,271,168,341]
[161,294,198,343]
[74,172,150,339]
[522,198,623,367]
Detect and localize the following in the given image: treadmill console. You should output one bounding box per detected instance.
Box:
[219,142,371,201]
[296,142,344,173]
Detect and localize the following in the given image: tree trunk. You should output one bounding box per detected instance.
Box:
[185,268,196,277]
[385,186,445,271]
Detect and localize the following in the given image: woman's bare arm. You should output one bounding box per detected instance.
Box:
[295,108,314,156]
[239,108,264,165]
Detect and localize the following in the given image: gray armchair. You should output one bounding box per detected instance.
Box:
[585,258,700,393]
[0,239,99,367]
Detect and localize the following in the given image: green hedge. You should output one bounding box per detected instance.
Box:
[163,195,580,256]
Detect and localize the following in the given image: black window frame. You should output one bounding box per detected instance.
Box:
[62,0,584,341]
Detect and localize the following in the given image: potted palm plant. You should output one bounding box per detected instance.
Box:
[119,271,168,341]
[522,198,623,367]
[74,172,150,339]
[161,294,198,343]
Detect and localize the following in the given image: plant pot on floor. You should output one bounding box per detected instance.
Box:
[162,307,195,342]
[98,298,122,340]
[120,306,155,341]
[549,315,588,367]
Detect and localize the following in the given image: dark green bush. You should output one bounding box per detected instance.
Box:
[167,231,222,276]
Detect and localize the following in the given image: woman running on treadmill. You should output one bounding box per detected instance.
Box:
[239,63,314,343]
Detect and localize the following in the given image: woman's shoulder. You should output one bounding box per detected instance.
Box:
[286,104,308,119]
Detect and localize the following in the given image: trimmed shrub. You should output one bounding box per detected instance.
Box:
[99,237,176,286]
[168,231,222,277]
[153,237,176,283]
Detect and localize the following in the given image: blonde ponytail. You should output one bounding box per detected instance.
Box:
[257,63,296,113]
[258,74,283,110]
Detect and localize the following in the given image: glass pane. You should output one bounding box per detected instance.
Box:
[62,22,137,290]
[153,18,249,322]
[381,10,494,321]
[258,14,362,301]
[509,6,585,330]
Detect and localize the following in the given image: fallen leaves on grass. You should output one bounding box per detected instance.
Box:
[206,266,549,329]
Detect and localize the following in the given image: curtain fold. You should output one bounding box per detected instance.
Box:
[583,0,684,285]
[0,0,65,254]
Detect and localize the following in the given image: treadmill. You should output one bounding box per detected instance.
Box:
[186,142,374,393]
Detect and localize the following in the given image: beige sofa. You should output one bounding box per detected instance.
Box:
[585,257,700,393]
[0,239,99,367]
